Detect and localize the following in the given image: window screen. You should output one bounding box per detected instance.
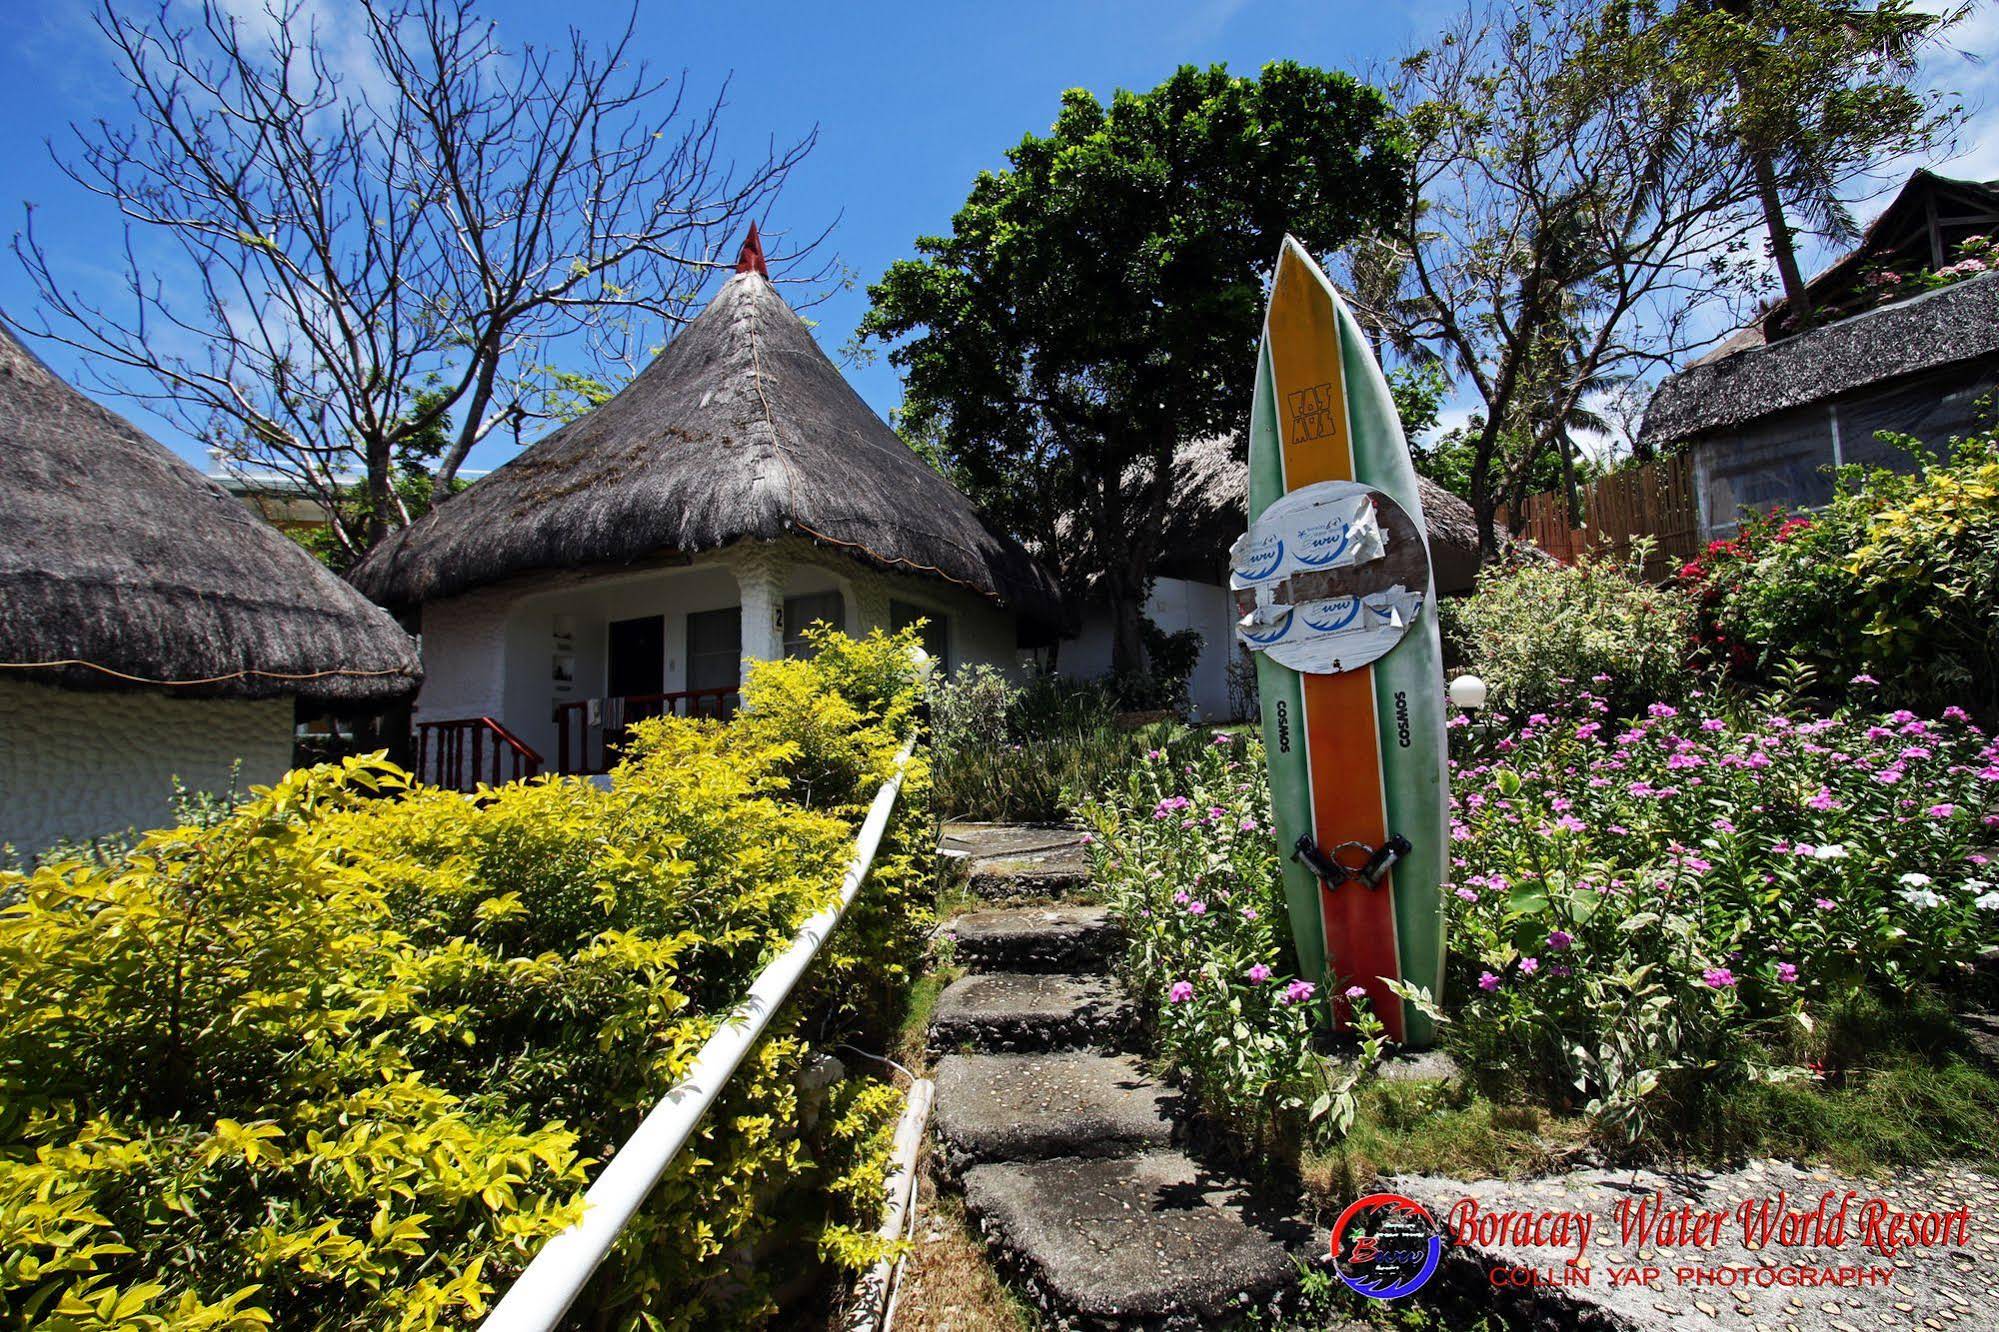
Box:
[891,599,949,672]
[686,607,741,693]
[1697,404,1836,536]
[783,592,845,658]
[1838,367,1999,472]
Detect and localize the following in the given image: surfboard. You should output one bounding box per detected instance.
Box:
[1237,237,1449,1048]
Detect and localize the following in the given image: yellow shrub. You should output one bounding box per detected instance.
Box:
[0,629,933,1330]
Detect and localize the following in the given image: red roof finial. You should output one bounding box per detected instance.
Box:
[735,223,769,278]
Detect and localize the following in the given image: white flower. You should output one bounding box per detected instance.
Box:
[1812,843,1849,860]
[1976,891,1999,911]
[1962,878,1993,893]
[1898,871,1933,887]
[1899,887,1945,909]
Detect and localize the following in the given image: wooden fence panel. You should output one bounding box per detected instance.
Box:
[1509,455,1699,580]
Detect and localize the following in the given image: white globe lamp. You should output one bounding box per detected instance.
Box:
[1447,674,1488,712]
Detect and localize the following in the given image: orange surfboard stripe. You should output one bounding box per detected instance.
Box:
[1265,245,1405,1041]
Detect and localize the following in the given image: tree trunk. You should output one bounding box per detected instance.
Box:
[363,434,394,548]
[1754,150,1813,331]
[1105,562,1148,678]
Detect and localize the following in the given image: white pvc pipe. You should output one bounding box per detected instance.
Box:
[842,1077,935,1332]
[482,735,919,1332]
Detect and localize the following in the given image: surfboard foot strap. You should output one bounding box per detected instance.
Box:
[1293,833,1412,889]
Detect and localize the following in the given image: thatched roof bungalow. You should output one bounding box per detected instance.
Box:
[1642,172,1999,537]
[0,325,420,855]
[349,230,1061,781]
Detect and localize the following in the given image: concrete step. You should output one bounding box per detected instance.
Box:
[940,821,1093,902]
[961,1150,1315,1329]
[931,1051,1179,1173]
[937,905,1119,975]
[929,972,1135,1054]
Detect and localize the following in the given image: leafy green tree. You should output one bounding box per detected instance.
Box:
[1588,0,1968,329]
[861,63,1407,672]
[1380,0,1767,556]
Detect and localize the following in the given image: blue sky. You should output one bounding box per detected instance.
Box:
[0,0,1992,472]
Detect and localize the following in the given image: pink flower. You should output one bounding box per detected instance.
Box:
[1648,703,1679,719]
[1241,906,1259,921]
[1280,980,1316,1006]
[1186,900,1207,916]
[1247,964,1272,984]
[1168,980,1194,1003]
[1775,962,1799,984]
[1518,957,1540,976]
[1927,803,1956,818]
[1850,673,1879,685]
[1477,971,1501,991]
[1344,985,1368,1000]
[1815,898,1835,911]
[1455,886,1479,903]
[1702,967,1737,989]
[1547,930,1573,951]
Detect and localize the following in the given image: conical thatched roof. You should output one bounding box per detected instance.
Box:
[350,261,1063,624]
[0,326,421,702]
[1158,436,1491,594]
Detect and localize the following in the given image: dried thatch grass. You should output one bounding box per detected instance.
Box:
[350,272,1062,624]
[1643,271,1999,449]
[0,325,421,702]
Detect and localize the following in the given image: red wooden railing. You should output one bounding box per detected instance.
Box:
[415,716,544,791]
[554,687,741,776]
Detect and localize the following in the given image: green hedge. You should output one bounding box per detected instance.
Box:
[0,630,932,1330]
[1684,427,1999,718]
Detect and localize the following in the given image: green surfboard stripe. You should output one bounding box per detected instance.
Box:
[1246,343,1324,990]
[1333,292,1449,1048]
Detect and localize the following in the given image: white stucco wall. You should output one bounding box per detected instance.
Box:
[0,678,294,858]
[410,538,1025,771]
[1058,576,1244,721]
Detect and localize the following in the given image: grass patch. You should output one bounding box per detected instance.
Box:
[888,1159,1041,1332]
[1708,1053,1999,1175]
[1303,1077,1590,1203]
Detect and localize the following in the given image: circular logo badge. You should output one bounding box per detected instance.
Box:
[1329,1192,1444,1299]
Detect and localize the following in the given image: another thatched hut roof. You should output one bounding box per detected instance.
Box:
[1156,436,1491,595]
[1641,270,1999,449]
[350,237,1062,625]
[0,325,422,703]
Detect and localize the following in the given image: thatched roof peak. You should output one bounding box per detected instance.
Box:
[735,224,770,277]
[350,267,1062,623]
[0,325,421,702]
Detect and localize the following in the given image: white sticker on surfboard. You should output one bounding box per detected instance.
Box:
[1231,479,1430,676]
[1228,485,1384,585]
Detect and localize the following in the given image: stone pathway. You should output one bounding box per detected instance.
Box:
[926,849,1320,1329]
[938,822,1093,902]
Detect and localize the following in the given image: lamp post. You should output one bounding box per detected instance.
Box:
[1447,674,1490,753]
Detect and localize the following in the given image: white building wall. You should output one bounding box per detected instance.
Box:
[1057,576,1243,722]
[0,678,293,858]
[409,538,1025,768]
